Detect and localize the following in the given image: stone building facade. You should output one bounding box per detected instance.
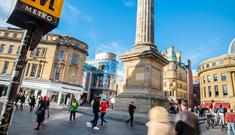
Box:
[198,39,235,109]
[0,27,88,104]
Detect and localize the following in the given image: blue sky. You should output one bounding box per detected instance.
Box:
[0,0,235,78]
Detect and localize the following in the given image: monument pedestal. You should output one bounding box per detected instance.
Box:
[114,46,168,113]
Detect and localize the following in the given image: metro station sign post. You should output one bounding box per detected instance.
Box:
[0,0,64,134]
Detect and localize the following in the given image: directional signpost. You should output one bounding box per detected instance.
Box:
[0,0,64,134]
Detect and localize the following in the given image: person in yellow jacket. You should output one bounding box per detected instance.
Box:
[70,98,78,121]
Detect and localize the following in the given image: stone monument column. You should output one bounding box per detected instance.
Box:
[135,0,155,48]
[114,0,168,113]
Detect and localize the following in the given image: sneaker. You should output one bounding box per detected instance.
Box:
[93,126,100,130]
[86,122,92,128]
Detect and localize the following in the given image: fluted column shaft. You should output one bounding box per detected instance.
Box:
[135,0,155,48]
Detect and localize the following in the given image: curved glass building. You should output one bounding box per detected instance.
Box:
[84,52,118,102]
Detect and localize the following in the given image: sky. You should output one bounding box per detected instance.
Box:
[0,0,235,79]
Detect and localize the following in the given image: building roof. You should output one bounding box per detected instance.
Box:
[228,38,235,54]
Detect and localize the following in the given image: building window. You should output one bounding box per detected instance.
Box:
[8,45,14,54]
[71,55,79,64]
[58,51,65,60]
[207,75,211,83]
[13,33,17,39]
[208,86,211,97]
[0,44,5,53]
[2,61,9,74]
[221,73,226,81]
[55,67,61,80]
[213,74,218,82]
[220,61,224,65]
[204,87,206,98]
[30,64,38,77]
[214,85,219,97]
[203,76,206,84]
[206,64,209,68]
[222,85,228,97]
[212,62,216,67]
[35,48,42,57]
[4,32,9,38]
[37,64,42,78]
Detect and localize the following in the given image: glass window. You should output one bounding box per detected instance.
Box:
[2,61,9,74]
[214,85,219,97]
[203,76,206,84]
[221,73,226,81]
[207,75,211,83]
[213,74,218,82]
[55,67,61,80]
[8,45,14,54]
[208,86,211,97]
[30,64,38,77]
[206,64,209,68]
[37,64,42,78]
[220,61,224,65]
[58,51,65,60]
[0,44,5,53]
[13,33,17,39]
[212,63,216,67]
[71,55,79,64]
[4,32,9,38]
[222,85,228,97]
[35,48,42,57]
[204,87,206,98]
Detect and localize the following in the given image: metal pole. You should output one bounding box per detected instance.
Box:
[0,24,34,135]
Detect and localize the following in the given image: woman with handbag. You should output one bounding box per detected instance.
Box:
[34,96,46,130]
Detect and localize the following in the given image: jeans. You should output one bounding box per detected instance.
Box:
[219,113,225,126]
[100,112,107,125]
[227,123,235,135]
[70,111,76,121]
[92,111,99,127]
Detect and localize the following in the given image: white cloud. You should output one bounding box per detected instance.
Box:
[123,0,136,7]
[67,3,80,17]
[117,70,124,80]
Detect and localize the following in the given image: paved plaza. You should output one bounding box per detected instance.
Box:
[0,105,225,135]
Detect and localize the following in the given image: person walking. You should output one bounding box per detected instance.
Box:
[29,95,36,112]
[218,106,225,131]
[14,93,20,110]
[175,100,200,135]
[34,96,46,130]
[225,109,235,135]
[125,101,136,126]
[100,99,108,126]
[69,98,78,121]
[45,96,50,118]
[86,97,101,130]
[19,93,25,111]
[146,106,175,135]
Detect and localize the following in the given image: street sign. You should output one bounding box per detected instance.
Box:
[7,0,64,34]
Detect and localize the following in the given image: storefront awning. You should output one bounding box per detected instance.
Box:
[214,103,222,108]
[204,103,212,108]
[222,103,230,109]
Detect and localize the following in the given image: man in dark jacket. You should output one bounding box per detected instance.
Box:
[175,100,200,135]
[29,95,36,112]
[125,101,136,126]
[20,94,25,111]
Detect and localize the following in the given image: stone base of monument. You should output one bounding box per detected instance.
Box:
[114,88,168,113]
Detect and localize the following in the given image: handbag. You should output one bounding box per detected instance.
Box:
[35,109,42,115]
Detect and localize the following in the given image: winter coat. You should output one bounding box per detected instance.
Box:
[146,121,174,135]
[175,110,200,135]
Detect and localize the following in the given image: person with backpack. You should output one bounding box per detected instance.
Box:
[218,106,225,130]
[100,99,108,126]
[69,98,78,121]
